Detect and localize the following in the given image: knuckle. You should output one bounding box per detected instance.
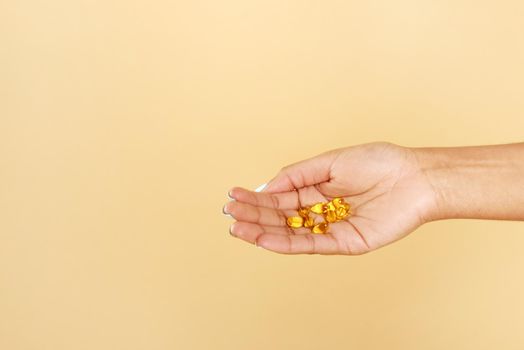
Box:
[271,195,280,209]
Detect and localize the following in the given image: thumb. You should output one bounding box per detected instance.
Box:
[261,150,337,193]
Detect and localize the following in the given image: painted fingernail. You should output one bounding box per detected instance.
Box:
[254,183,267,192]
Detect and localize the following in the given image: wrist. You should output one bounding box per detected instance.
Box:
[411,146,464,221]
[410,146,451,221]
[411,143,524,221]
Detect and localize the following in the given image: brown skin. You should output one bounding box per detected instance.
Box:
[223,141,524,255]
[412,142,524,222]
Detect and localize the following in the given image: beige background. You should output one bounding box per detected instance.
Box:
[1,1,524,349]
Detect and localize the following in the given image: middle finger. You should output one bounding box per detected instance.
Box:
[223,200,289,226]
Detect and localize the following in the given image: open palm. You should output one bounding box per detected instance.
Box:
[224,142,438,255]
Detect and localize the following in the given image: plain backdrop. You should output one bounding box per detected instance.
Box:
[1,1,524,349]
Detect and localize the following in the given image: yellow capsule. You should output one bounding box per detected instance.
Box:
[286,216,304,228]
[310,203,325,214]
[303,216,315,228]
[298,207,310,218]
[335,206,348,220]
[325,210,338,223]
[323,201,336,214]
[336,206,346,215]
[312,222,329,234]
[332,197,345,208]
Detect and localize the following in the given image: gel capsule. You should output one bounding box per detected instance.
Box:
[335,207,348,219]
[287,216,304,228]
[312,222,329,234]
[298,208,310,218]
[332,198,345,208]
[325,210,338,223]
[304,216,315,228]
[323,201,336,214]
[310,203,325,214]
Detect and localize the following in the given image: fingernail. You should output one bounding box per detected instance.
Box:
[227,189,234,200]
[229,224,235,236]
[222,204,231,217]
[254,183,267,192]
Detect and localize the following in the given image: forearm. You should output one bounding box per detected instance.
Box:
[412,142,524,221]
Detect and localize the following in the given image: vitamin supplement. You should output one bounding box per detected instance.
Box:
[310,203,325,214]
[325,209,338,223]
[303,216,315,228]
[312,222,329,234]
[286,197,353,234]
[332,197,351,210]
[335,206,348,220]
[323,201,336,214]
[286,216,304,228]
[332,198,345,208]
[298,207,310,218]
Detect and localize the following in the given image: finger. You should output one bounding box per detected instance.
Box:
[228,186,299,210]
[262,149,338,193]
[229,221,310,244]
[255,232,341,255]
[223,200,288,226]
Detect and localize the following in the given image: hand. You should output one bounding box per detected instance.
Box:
[223,142,439,255]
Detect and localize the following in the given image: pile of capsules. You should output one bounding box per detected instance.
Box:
[286,197,352,234]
